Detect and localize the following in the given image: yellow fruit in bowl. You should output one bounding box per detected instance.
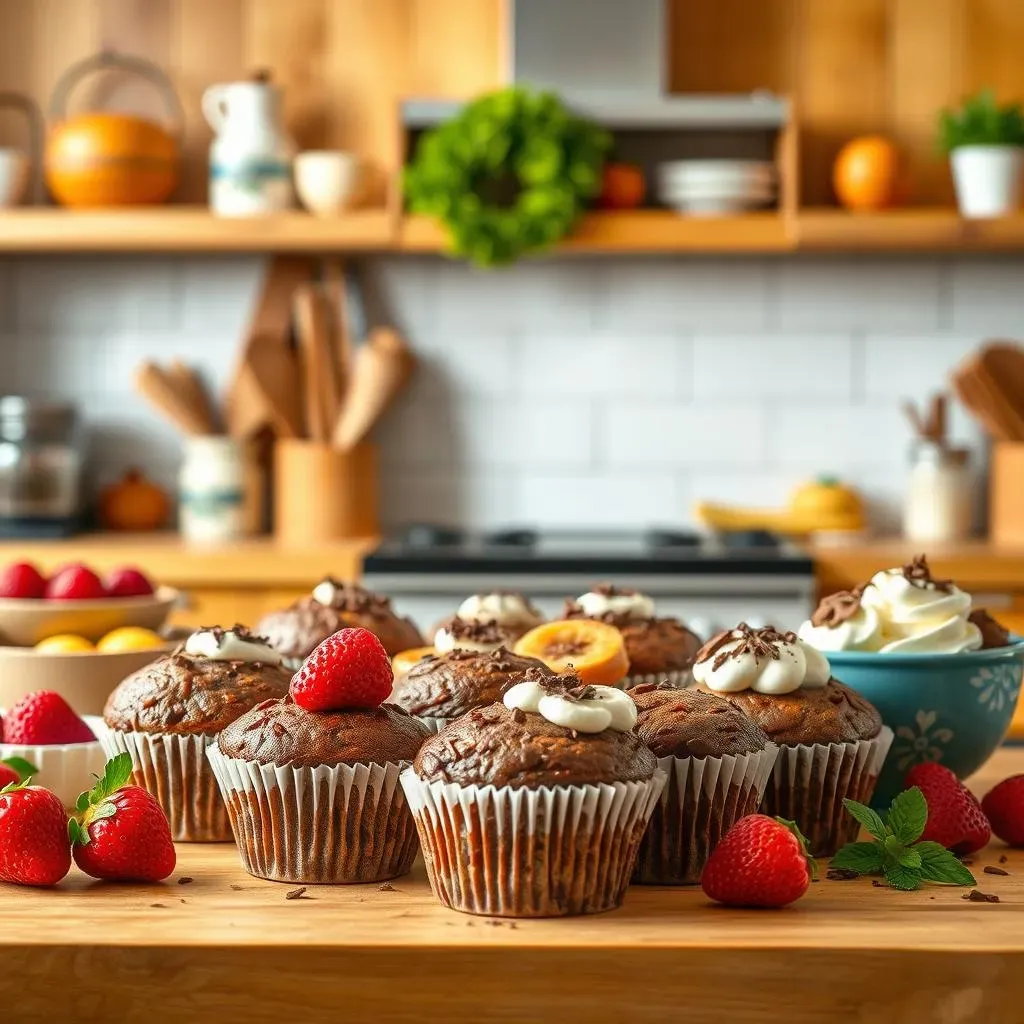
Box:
[35,634,95,653]
[96,626,165,653]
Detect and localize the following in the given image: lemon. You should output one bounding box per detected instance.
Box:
[36,634,94,653]
[96,627,165,653]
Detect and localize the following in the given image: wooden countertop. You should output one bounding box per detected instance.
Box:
[3,747,1024,1023]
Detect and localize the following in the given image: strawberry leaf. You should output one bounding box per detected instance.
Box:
[829,841,884,875]
[886,786,928,846]
[75,791,90,814]
[884,865,923,891]
[0,756,38,780]
[68,817,88,846]
[916,841,977,886]
[0,778,29,796]
[843,798,888,841]
[77,753,133,812]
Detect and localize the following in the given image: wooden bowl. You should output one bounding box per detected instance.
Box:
[0,645,172,716]
[0,586,178,647]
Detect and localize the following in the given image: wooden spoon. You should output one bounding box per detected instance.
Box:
[133,362,212,436]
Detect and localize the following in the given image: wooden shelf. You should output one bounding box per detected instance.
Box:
[4,746,1023,1023]
[399,211,794,254]
[0,207,395,253]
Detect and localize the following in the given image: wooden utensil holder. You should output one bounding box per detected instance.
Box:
[273,440,379,544]
[990,443,1024,544]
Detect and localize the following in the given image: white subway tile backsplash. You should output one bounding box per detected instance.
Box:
[769,405,908,471]
[180,257,264,335]
[688,470,798,509]
[693,333,855,400]
[863,332,978,400]
[775,258,944,330]
[410,324,516,395]
[949,258,1024,331]
[380,470,515,529]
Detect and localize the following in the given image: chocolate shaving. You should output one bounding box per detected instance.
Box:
[695,623,798,670]
[811,587,866,628]
[826,868,860,881]
[984,865,1010,876]
[177,876,194,885]
[313,577,393,614]
[150,903,167,908]
[511,707,526,724]
[443,617,506,645]
[1000,855,1009,864]
[377,882,396,892]
[962,889,1000,903]
[285,887,310,900]
[901,555,953,593]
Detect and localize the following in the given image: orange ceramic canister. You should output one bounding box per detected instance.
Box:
[45,51,182,207]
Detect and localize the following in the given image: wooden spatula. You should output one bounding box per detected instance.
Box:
[133,362,212,436]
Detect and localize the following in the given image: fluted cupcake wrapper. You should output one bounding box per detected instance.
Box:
[413,715,452,734]
[206,747,418,884]
[762,726,894,857]
[623,668,692,689]
[400,768,668,918]
[100,728,230,842]
[632,744,779,886]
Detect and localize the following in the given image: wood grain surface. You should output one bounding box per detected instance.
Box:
[1,749,1023,1022]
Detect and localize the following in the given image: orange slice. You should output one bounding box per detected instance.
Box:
[513,619,628,686]
[392,646,436,676]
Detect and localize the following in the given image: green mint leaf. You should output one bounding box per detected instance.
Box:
[916,842,977,886]
[842,798,888,841]
[774,816,817,880]
[0,756,38,780]
[898,849,922,870]
[882,834,907,870]
[884,865,923,891]
[886,786,928,845]
[829,842,884,875]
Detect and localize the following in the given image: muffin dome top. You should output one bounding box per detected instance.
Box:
[104,626,292,735]
[413,673,656,789]
[628,684,770,758]
[217,696,429,768]
[390,648,553,719]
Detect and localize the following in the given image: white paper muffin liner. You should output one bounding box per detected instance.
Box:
[623,668,691,689]
[100,728,231,842]
[206,746,418,884]
[632,744,779,885]
[401,767,668,917]
[414,715,452,734]
[762,726,894,857]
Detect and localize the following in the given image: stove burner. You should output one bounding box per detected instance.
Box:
[721,530,779,550]
[645,528,701,549]
[482,528,538,548]
[402,523,465,549]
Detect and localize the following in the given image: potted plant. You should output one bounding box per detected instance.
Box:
[939,89,1024,217]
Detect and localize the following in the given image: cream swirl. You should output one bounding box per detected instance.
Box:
[185,627,283,665]
[503,678,637,733]
[797,590,884,652]
[457,592,543,628]
[575,586,655,622]
[693,625,830,695]
[434,618,505,654]
[312,579,341,607]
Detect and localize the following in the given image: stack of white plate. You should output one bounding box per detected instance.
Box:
[657,160,776,216]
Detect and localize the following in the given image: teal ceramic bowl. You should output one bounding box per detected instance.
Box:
[827,642,1024,807]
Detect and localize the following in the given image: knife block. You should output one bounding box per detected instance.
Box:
[273,440,379,544]
[990,443,1024,544]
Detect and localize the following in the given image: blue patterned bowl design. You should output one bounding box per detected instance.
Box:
[825,642,1024,807]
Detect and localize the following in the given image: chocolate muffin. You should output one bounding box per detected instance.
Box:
[401,673,666,917]
[390,647,554,729]
[208,694,430,885]
[257,578,424,660]
[628,684,777,885]
[969,609,1013,650]
[100,627,292,842]
[564,584,701,684]
[431,591,545,645]
[692,624,892,856]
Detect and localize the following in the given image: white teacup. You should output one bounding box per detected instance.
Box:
[0,149,29,207]
[294,150,361,215]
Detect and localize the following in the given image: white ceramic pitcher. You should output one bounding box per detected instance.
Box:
[202,72,295,217]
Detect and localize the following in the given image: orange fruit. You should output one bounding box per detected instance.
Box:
[392,646,435,676]
[513,620,629,686]
[597,163,646,210]
[832,136,903,211]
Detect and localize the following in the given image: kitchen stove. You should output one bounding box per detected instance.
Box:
[362,526,815,641]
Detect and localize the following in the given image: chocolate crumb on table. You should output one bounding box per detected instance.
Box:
[871,880,884,887]
[984,865,1010,876]
[962,890,1001,903]
[150,903,167,908]
[285,887,310,900]
[378,882,396,892]
[1000,854,1009,864]
[230,884,244,891]
[827,868,860,881]
[177,876,194,885]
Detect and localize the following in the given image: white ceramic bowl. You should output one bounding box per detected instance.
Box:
[0,715,107,808]
[0,585,178,647]
[295,150,362,215]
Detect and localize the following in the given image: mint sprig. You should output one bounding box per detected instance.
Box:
[830,786,976,891]
[68,753,133,848]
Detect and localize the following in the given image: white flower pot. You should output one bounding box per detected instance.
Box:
[951,145,1024,218]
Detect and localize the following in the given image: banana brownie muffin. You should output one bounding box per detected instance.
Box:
[101,626,292,841]
[693,623,892,856]
[402,673,666,917]
[564,584,701,685]
[257,578,424,660]
[390,644,554,731]
[431,591,545,648]
[628,684,777,884]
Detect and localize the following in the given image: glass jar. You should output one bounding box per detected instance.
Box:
[903,441,971,543]
[178,436,245,545]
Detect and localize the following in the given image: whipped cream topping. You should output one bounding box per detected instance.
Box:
[575,584,655,622]
[312,577,391,614]
[693,624,830,695]
[503,678,637,734]
[185,627,283,665]
[798,556,982,655]
[312,579,340,607]
[434,617,505,654]
[457,592,543,628]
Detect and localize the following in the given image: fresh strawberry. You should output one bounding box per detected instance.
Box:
[290,627,393,712]
[4,691,95,746]
[0,757,38,789]
[44,564,106,601]
[982,774,1024,847]
[104,566,155,599]
[0,562,47,599]
[0,781,71,886]
[905,762,991,855]
[701,814,814,909]
[70,754,175,882]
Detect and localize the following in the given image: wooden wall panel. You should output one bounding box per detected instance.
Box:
[409,0,505,98]
[963,0,1024,101]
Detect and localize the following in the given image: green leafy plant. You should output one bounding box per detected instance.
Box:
[831,787,976,891]
[403,87,611,267]
[938,89,1024,153]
